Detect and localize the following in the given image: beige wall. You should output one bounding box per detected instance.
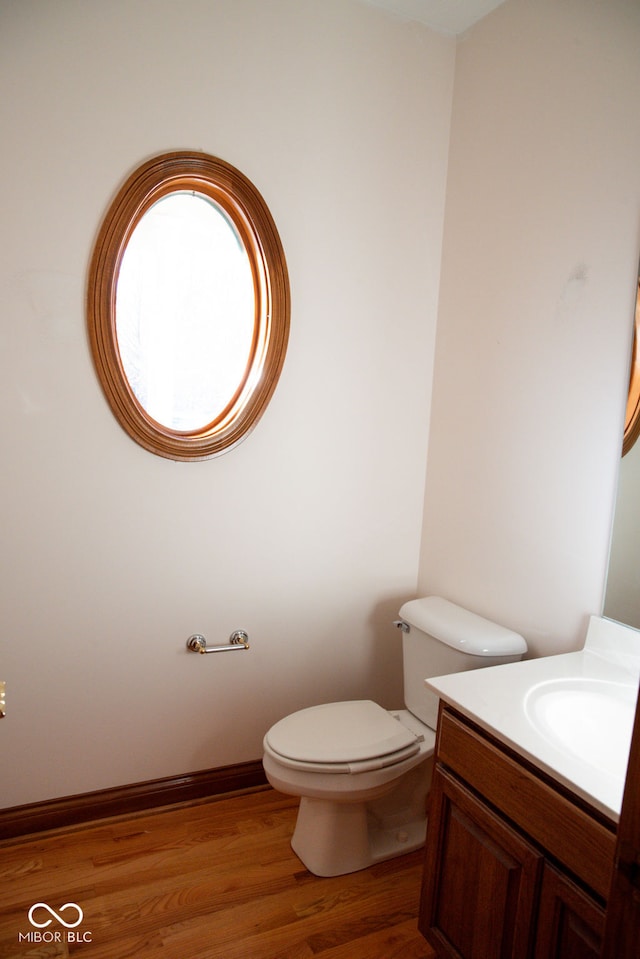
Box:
[0,0,454,808]
[419,0,640,656]
[2,0,639,812]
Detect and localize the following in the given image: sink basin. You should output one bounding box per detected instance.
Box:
[524,677,637,779]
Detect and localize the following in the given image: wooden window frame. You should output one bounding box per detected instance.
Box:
[622,279,640,457]
[87,151,290,461]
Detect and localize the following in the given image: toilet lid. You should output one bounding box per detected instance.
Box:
[265,700,419,765]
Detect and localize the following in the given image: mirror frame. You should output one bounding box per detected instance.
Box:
[622,279,640,457]
[87,151,290,461]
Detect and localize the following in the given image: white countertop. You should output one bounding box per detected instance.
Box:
[426,616,640,822]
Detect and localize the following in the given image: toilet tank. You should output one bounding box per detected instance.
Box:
[398,596,527,730]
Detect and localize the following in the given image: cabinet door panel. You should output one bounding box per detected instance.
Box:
[534,864,604,959]
[420,766,543,959]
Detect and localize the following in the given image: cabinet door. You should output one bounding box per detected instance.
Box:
[601,680,640,959]
[534,864,604,959]
[420,765,543,959]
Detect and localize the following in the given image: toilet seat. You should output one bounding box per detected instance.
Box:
[264,700,423,774]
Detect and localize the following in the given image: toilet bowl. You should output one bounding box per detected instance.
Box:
[264,701,435,877]
[263,596,526,876]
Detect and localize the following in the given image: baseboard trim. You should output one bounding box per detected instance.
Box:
[0,760,268,841]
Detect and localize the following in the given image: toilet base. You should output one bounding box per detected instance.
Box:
[290,759,432,877]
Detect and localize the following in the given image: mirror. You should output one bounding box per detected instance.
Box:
[603,269,640,629]
[87,151,290,461]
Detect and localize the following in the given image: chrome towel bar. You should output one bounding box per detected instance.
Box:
[187,630,250,654]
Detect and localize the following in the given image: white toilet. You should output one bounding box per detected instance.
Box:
[263,596,526,877]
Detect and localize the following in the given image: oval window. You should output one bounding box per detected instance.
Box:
[87,152,290,460]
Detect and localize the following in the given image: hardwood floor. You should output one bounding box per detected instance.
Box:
[0,787,435,959]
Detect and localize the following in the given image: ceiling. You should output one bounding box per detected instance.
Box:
[358,0,508,35]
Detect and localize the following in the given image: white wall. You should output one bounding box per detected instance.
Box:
[4,0,639,812]
[419,0,640,656]
[0,0,454,808]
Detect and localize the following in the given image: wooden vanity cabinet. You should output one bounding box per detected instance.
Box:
[419,706,616,959]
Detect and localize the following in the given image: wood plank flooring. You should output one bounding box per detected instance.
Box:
[0,786,436,959]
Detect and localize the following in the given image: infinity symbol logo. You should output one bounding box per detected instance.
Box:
[28,902,84,928]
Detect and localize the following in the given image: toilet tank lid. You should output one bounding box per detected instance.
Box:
[399,596,527,657]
